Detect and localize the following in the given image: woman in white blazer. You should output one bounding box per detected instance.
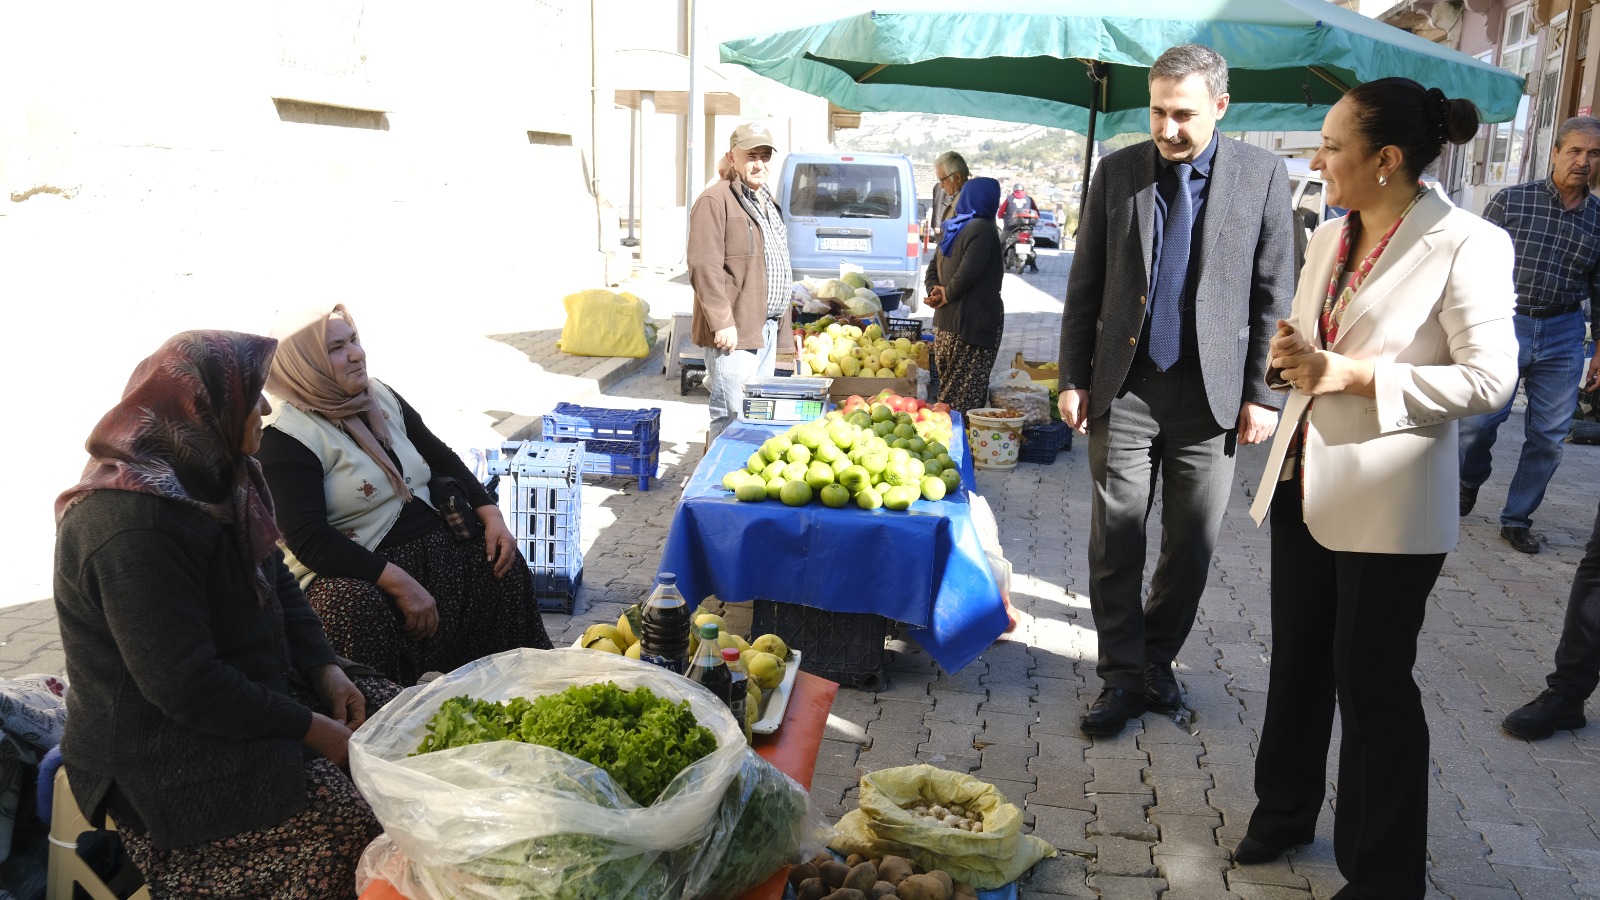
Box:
[1233,79,1519,896]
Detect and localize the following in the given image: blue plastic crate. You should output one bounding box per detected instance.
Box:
[551,437,659,491]
[491,441,583,613]
[1018,421,1073,464]
[542,403,661,447]
[884,316,923,342]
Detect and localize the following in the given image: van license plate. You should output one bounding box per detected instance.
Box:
[818,237,870,252]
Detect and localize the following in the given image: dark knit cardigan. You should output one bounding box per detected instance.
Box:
[54,490,338,848]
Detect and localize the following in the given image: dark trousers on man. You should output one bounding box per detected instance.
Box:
[1248,480,1444,898]
[1086,366,1235,692]
[1549,497,1600,703]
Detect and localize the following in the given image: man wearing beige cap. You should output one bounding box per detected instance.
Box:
[688,121,792,440]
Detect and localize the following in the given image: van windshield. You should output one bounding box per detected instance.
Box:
[788,163,902,218]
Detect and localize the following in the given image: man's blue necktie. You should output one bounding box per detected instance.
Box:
[1149,163,1192,372]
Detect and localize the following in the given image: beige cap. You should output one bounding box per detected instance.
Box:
[729,122,778,152]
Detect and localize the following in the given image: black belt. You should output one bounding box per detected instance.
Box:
[1515,302,1582,318]
[767,314,783,322]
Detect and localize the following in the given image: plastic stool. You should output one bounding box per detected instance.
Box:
[47,768,151,900]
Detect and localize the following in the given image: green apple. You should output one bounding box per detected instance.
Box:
[779,480,813,507]
[814,440,842,463]
[763,460,788,482]
[906,458,926,481]
[794,424,827,451]
[831,455,852,475]
[839,465,872,494]
[805,462,836,491]
[919,475,947,502]
[765,478,786,500]
[762,435,792,463]
[923,458,945,476]
[883,459,911,487]
[888,447,911,464]
[735,481,768,502]
[819,483,850,508]
[870,403,894,423]
[872,420,896,438]
[861,451,888,475]
[856,486,883,510]
[882,485,917,510]
[782,461,808,482]
[747,451,767,475]
[940,468,962,494]
[827,422,857,450]
[786,444,812,465]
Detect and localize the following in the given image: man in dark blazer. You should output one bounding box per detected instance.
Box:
[1058,44,1295,736]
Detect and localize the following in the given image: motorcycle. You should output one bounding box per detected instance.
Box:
[1003,209,1039,275]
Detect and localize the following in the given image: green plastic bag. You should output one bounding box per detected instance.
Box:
[558,290,651,358]
[829,765,1055,890]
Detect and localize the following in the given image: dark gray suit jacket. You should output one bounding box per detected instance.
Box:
[1059,137,1295,429]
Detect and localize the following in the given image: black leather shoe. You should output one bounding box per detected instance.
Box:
[1502,525,1541,554]
[1502,688,1587,740]
[1080,687,1146,736]
[1459,485,1478,516]
[1145,663,1182,713]
[1233,835,1304,865]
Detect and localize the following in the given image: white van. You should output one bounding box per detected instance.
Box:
[777,152,921,303]
[1285,158,1444,271]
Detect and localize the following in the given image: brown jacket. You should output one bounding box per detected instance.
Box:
[687,178,791,349]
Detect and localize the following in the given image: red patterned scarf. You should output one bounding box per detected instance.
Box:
[57,331,282,606]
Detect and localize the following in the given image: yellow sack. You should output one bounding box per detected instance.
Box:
[558,290,651,358]
[829,764,1055,889]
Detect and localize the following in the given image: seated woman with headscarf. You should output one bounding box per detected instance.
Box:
[924,176,1006,413]
[54,330,399,898]
[257,304,552,686]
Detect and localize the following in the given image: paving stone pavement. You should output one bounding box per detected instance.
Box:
[4,249,1598,898]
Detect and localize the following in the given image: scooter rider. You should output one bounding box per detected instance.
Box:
[1002,183,1041,272]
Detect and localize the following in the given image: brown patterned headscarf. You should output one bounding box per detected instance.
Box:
[56,331,283,605]
[265,304,412,503]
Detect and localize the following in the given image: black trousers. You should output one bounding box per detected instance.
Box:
[1085,366,1236,691]
[1248,477,1444,898]
[1550,496,1600,702]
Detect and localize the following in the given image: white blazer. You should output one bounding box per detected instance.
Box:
[1249,189,1518,554]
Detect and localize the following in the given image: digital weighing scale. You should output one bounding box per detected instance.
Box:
[739,377,833,424]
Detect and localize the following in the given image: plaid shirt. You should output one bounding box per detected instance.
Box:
[737,182,791,319]
[1483,177,1600,332]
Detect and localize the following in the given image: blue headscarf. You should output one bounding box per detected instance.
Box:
[939,177,1002,258]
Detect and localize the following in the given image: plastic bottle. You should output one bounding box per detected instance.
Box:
[685,623,732,706]
[722,647,752,744]
[639,573,690,674]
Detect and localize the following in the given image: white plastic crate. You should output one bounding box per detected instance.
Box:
[490,442,583,613]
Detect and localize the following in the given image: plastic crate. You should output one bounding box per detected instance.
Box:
[550,437,660,491]
[542,403,661,447]
[491,442,583,613]
[1018,422,1073,464]
[751,600,888,691]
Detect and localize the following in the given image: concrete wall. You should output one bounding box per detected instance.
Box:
[1,0,605,605]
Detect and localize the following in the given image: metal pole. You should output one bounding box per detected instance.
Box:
[622,107,639,247]
[686,0,701,242]
[1077,61,1107,234]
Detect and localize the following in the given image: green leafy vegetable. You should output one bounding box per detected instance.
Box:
[413,682,718,805]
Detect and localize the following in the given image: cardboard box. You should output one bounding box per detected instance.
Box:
[1012,352,1059,383]
[822,363,919,404]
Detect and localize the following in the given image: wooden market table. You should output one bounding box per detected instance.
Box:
[358,671,840,900]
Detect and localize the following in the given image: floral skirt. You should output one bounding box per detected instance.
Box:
[932,329,1002,415]
[115,675,399,899]
[305,524,554,686]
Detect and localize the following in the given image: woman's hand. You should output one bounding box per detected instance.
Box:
[478,506,518,578]
[302,712,354,767]
[925,286,947,309]
[376,563,440,640]
[311,663,366,729]
[1274,343,1377,399]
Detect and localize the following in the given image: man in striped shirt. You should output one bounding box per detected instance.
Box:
[1460,116,1600,554]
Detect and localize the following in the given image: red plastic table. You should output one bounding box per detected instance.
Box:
[359,671,840,900]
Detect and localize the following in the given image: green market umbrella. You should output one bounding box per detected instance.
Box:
[721,0,1524,185]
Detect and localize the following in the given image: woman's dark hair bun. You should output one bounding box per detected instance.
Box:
[1442,98,1480,145]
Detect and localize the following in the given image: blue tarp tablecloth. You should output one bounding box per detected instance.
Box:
[658,415,1006,674]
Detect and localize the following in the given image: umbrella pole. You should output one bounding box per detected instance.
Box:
[1076,61,1108,238]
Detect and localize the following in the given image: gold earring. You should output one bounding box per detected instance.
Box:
[1378,174,1388,186]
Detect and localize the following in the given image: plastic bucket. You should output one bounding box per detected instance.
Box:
[967,408,1027,470]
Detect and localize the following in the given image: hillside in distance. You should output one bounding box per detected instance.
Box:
[834,111,1090,171]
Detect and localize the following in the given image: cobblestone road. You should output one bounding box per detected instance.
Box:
[5,250,1598,897]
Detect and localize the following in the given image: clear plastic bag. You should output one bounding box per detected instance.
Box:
[986,369,1051,427]
[350,648,821,899]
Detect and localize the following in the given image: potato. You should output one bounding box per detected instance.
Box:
[953,882,978,899]
[843,861,879,893]
[928,870,954,895]
[896,873,950,900]
[877,855,915,887]
[819,860,851,889]
[797,877,830,900]
[789,862,819,888]
[822,891,867,900]
[869,880,899,898]
[812,852,836,868]
[846,853,867,868]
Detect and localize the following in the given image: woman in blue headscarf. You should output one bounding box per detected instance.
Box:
[924,176,1005,413]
